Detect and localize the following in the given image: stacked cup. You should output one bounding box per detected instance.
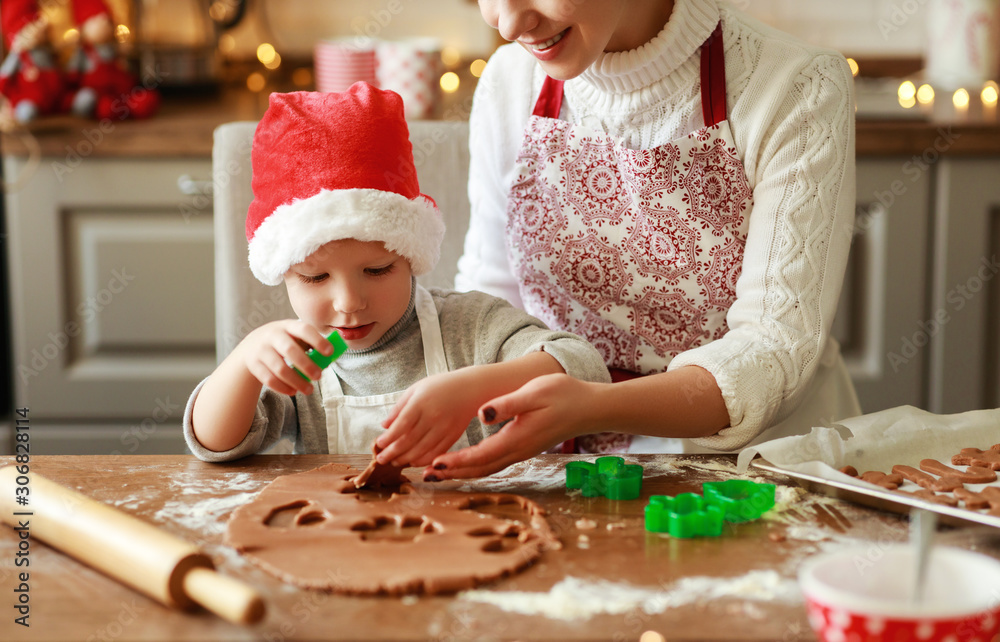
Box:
[925,0,1000,90]
[314,36,443,119]
[375,38,443,120]
[314,37,378,94]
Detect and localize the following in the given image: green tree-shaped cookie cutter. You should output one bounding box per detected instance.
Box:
[565,456,643,500]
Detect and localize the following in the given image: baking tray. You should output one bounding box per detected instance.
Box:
[751,457,1000,530]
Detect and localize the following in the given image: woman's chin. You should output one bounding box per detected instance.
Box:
[536,59,589,82]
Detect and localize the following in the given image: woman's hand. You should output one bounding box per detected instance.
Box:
[423,373,604,480]
[376,369,488,467]
[238,320,333,397]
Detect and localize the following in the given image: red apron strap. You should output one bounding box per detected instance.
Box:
[700,22,727,127]
[532,75,566,119]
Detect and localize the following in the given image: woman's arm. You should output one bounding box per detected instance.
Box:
[670,48,856,451]
[454,44,535,305]
[425,365,729,479]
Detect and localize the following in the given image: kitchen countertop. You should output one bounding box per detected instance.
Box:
[4,453,994,642]
[2,85,999,159]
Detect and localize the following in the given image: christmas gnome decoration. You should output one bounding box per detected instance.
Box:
[0,0,66,123]
[65,0,159,120]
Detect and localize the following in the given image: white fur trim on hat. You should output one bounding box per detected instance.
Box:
[248,188,445,285]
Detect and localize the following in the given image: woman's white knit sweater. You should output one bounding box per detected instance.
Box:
[456,0,858,450]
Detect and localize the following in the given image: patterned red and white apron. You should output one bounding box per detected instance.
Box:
[506,25,752,453]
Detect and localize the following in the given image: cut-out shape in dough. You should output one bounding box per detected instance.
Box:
[265,501,311,528]
[352,444,406,490]
[226,463,561,595]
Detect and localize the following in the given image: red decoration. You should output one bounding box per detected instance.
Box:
[0,0,66,122]
[0,0,159,123]
[64,0,159,120]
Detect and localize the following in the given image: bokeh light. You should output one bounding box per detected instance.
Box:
[953,88,970,109]
[982,81,999,107]
[246,72,266,92]
[440,71,460,93]
[257,43,277,66]
[219,34,236,54]
[441,46,461,68]
[916,84,934,105]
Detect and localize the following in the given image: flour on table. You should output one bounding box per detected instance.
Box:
[154,492,259,535]
[110,494,148,511]
[666,457,771,479]
[458,571,800,621]
[168,471,264,495]
[455,458,568,493]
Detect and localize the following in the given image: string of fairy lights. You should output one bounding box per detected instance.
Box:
[35,9,1000,117]
[229,34,488,96]
[846,56,1000,116]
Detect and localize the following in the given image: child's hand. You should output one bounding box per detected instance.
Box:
[375,369,486,467]
[238,320,332,396]
[424,374,597,480]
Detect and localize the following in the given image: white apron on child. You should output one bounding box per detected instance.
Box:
[505,24,858,454]
[321,285,472,454]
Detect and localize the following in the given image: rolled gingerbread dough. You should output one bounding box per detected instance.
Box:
[225,463,561,595]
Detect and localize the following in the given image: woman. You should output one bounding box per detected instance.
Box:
[426,0,860,480]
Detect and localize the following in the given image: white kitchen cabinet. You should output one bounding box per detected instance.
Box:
[3,155,215,454]
[835,158,932,414]
[837,156,1000,416]
[927,158,1000,414]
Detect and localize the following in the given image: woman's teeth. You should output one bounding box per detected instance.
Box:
[527,30,564,51]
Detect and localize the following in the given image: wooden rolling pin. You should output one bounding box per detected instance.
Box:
[0,466,265,625]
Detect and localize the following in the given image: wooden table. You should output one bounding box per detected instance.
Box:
[0,454,994,642]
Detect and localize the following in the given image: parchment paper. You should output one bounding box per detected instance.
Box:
[737,406,1000,494]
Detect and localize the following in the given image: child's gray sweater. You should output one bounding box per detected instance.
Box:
[183,287,610,461]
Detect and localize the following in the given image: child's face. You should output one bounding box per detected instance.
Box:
[284,239,413,351]
[477,0,665,80]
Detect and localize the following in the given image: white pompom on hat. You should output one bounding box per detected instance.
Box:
[245,83,445,285]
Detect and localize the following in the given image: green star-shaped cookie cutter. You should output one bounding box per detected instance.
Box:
[565,456,643,500]
[644,480,776,537]
[645,493,724,538]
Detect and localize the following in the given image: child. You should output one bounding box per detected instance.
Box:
[183,84,610,466]
[421,0,861,478]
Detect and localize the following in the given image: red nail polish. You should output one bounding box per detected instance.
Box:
[483,407,496,423]
[433,463,447,471]
[424,474,440,483]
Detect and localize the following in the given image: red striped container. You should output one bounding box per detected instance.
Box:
[314,37,378,94]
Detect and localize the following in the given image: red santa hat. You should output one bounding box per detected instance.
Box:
[72,0,111,26]
[2,0,41,49]
[246,84,444,285]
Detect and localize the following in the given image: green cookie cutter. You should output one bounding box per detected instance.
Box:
[565,456,643,500]
[294,331,349,381]
[702,479,776,523]
[645,493,724,538]
[644,480,776,537]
